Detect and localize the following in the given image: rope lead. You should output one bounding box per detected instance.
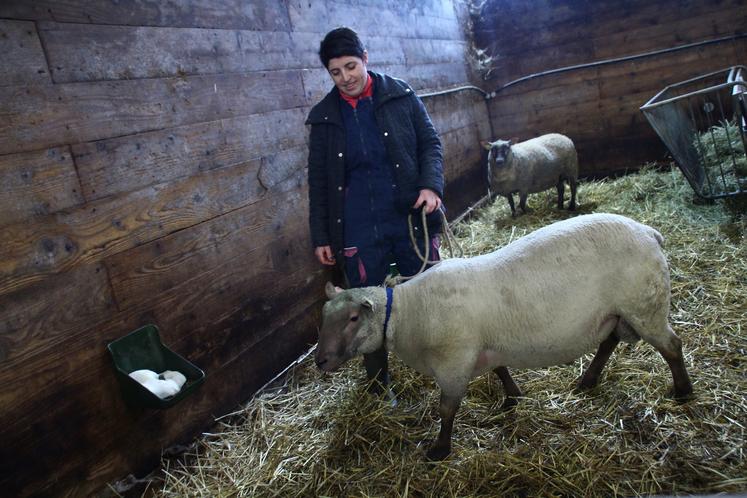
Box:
[383,206,463,288]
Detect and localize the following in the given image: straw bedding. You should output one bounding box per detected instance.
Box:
[137,165,745,497]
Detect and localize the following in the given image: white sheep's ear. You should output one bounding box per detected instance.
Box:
[325,282,343,299]
[361,298,374,310]
[480,140,492,151]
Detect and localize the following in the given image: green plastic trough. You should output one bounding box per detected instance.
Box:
[107,324,205,409]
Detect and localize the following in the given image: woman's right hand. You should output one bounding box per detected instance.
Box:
[314,246,336,265]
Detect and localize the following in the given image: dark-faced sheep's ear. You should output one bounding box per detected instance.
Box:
[325,282,343,299]
[480,140,492,151]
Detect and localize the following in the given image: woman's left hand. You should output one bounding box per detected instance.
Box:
[413,188,442,214]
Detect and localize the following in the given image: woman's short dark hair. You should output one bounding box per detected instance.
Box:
[319,27,365,68]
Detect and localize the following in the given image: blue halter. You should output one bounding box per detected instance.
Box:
[383,286,394,335]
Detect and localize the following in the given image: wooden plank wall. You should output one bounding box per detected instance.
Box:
[0,1,490,496]
[473,0,747,176]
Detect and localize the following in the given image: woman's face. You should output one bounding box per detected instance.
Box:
[327,52,369,98]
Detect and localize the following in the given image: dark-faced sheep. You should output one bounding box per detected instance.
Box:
[315,213,692,460]
[481,133,578,216]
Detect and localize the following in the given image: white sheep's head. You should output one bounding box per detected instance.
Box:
[481,139,513,167]
[315,283,382,372]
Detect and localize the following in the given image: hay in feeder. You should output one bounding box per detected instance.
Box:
[692,119,747,192]
[137,165,745,498]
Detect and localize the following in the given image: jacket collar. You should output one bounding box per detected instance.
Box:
[371,71,413,108]
[306,85,343,126]
[305,71,414,126]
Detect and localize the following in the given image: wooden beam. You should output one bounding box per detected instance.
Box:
[72,107,308,202]
[441,124,486,180]
[0,262,114,368]
[0,146,84,226]
[39,23,321,83]
[425,91,492,137]
[0,0,292,30]
[103,180,308,312]
[0,157,271,297]
[0,70,306,155]
[0,20,50,87]
[290,2,461,38]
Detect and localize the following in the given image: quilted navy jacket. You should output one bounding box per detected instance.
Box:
[306,71,444,257]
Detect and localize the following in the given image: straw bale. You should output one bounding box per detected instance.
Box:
[129,165,745,498]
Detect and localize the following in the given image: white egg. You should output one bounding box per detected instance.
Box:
[142,378,181,399]
[128,369,158,384]
[160,370,187,389]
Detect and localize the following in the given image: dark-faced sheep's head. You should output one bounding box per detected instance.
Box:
[481,139,513,167]
[315,282,382,372]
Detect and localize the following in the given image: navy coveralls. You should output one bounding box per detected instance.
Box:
[340,94,439,288]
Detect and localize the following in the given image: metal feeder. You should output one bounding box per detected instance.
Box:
[107,324,205,409]
[641,65,747,199]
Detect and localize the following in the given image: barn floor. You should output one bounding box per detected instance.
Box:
[127,165,746,497]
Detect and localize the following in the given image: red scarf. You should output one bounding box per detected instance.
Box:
[340,75,373,109]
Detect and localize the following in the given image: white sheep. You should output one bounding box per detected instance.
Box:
[481,133,578,217]
[315,213,693,460]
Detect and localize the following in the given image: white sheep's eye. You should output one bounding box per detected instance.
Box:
[350,315,359,322]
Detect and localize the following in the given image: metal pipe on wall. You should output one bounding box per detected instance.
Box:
[418,84,488,99]
[416,33,747,102]
[485,33,747,99]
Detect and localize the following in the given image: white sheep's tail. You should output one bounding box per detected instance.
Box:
[651,228,665,247]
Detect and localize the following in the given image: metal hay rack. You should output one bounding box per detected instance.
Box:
[641,65,747,199]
